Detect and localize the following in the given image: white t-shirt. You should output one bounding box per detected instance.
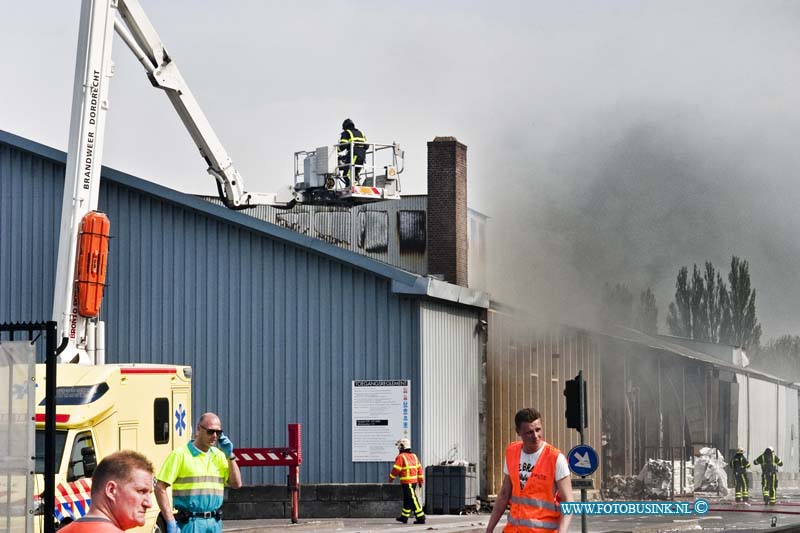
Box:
[503,442,570,491]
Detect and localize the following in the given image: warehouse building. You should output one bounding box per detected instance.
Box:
[0,130,488,510]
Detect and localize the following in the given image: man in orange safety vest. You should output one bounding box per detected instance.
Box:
[486,408,573,532]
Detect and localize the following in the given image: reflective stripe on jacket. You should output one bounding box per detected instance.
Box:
[156,442,229,512]
[339,128,367,163]
[505,441,561,532]
[732,454,749,474]
[339,128,367,145]
[754,452,783,474]
[390,451,424,485]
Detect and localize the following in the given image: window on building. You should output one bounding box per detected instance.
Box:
[315,210,351,246]
[358,211,388,253]
[398,210,426,253]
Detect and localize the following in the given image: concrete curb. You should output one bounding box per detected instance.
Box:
[226,520,345,532]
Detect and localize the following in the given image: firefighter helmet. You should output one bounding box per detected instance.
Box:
[396,438,411,450]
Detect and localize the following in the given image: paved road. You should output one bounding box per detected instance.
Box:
[224,493,800,532]
[224,509,798,532]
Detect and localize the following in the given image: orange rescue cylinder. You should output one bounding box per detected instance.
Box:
[76,211,110,317]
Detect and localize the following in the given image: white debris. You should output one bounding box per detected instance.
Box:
[693,447,728,495]
[638,459,673,499]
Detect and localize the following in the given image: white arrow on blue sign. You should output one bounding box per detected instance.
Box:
[567,444,599,476]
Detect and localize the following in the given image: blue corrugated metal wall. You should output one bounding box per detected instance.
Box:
[0,142,61,325]
[0,135,422,484]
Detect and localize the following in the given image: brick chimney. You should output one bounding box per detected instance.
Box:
[427,136,468,287]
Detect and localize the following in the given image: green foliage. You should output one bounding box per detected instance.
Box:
[725,256,762,350]
[602,283,658,334]
[667,256,761,351]
[666,267,691,337]
[636,288,658,335]
[752,335,800,381]
[602,283,634,326]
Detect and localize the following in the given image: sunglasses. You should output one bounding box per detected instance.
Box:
[199,425,223,437]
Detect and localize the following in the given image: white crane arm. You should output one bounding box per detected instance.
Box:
[115,0,263,209]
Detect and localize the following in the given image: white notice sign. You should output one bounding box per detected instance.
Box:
[352,380,410,462]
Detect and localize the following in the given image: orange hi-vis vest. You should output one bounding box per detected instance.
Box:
[505,441,562,532]
[390,451,424,485]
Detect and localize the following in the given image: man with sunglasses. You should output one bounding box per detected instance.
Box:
[155,412,242,533]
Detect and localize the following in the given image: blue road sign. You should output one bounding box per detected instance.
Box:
[567,444,599,476]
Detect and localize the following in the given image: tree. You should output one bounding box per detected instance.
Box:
[702,262,727,343]
[724,256,762,351]
[765,335,800,358]
[601,283,659,334]
[668,256,762,352]
[690,265,706,340]
[636,288,658,335]
[752,335,800,381]
[667,267,691,337]
[602,283,634,326]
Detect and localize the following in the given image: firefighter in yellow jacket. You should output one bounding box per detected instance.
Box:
[388,438,425,524]
[754,446,783,505]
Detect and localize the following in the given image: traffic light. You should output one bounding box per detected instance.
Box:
[564,374,587,430]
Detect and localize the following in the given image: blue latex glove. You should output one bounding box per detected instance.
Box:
[218,432,234,459]
[166,520,180,533]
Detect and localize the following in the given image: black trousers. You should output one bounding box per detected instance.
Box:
[400,483,424,519]
[762,471,778,503]
[733,471,748,499]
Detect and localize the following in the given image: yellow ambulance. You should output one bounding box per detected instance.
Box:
[33,364,192,532]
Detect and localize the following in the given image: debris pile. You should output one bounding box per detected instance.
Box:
[638,459,673,499]
[605,475,643,499]
[672,459,694,495]
[693,447,728,495]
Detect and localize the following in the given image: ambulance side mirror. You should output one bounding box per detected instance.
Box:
[82,447,97,477]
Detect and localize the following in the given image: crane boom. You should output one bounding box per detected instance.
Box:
[54,0,403,364]
[53,0,116,364]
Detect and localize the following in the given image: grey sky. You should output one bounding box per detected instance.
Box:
[3,1,800,339]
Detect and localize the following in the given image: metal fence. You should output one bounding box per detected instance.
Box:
[641,446,695,498]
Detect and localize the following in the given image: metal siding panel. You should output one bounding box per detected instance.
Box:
[778,383,787,466]
[0,144,61,328]
[785,387,799,471]
[420,301,482,488]
[202,195,428,276]
[485,310,602,495]
[2,142,423,484]
[748,378,777,458]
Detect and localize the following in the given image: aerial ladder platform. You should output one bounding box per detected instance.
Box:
[54,0,404,364]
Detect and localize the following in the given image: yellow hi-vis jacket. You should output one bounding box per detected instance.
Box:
[156,442,230,512]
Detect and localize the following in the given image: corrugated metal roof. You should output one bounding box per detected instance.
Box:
[597,325,797,388]
[487,301,796,387]
[0,129,488,309]
[0,130,418,285]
